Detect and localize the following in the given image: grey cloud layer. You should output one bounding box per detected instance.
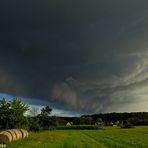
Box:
[0,0,148,114]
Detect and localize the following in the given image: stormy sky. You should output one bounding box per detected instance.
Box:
[0,0,148,115]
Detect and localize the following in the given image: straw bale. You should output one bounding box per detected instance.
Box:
[0,131,12,142]
[11,129,22,139]
[6,130,17,141]
[24,129,29,137]
[19,129,27,138]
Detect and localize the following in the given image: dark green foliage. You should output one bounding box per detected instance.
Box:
[37,106,59,130]
[96,118,102,122]
[120,120,134,128]
[9,98,29,128]
[0,98,11,129]
[82,112,148,125]
[28,117,41,132]
[128,117,148,125]
[135,119,148,125]
[38,115,53,129]
[41,106,52,116]
[1,97,148,133]
[120,124,134,128]
[134,119,148,125]
[82,117,92,125]
[72,117,93,125]
[0,98,29,129]
[73,117,81,125]
[38,115,58,130]
[57,125,102,130]
[56,118,67,126]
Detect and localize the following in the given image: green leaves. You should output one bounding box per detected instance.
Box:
[41,106,52,116]
[10,98,29,115]
[0,98,29,129]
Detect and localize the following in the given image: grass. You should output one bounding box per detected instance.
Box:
[57,125,103,130]
[6,126,148,148]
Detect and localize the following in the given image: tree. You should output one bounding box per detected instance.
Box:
[85,117,92,124]
[0,98,11,129]
[41,106,52,116]
[28,116,40,132]
[10,98,29,128]
[38,106,54,129]
[73,117,81,125]
[82,117,92,125]
[0,98,29,129]
[96,118,102,122]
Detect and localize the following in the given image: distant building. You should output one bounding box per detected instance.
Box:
[66,122,73,126]
[95,122,103,126]
[113,121,120,127]
[110,122,113,126]
[115,121,120,125]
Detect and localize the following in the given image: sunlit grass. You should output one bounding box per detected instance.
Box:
[7,126,148,148]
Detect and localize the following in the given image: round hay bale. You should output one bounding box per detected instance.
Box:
[24,129,29,138]
[26,130,29,138]
[10,130,18,140]
[19,129,27,138]
[11,129,22,140]
[0,131,12,142]
[16,129,23,139]
[6,130,17,141]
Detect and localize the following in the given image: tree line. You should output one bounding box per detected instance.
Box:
[0,98,58,131]
[0,98,148,132]
[82,112,148,125]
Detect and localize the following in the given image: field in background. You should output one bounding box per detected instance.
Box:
[7,126,148,148]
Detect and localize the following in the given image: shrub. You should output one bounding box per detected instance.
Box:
[29,117,40,132]
[120,123,134,129]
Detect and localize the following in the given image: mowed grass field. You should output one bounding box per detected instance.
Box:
[7,126,148,148]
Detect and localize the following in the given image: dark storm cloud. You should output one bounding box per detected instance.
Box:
[0,0,148,114]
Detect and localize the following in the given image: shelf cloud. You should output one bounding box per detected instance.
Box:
[0,0,148,114]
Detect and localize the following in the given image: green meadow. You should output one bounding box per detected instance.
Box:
[7,126,148,148]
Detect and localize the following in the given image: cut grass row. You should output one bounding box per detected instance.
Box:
[7,126,148,148]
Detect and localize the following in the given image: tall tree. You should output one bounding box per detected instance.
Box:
[0,98,29,129]
[0,98,11,129]
[41,106,52,116]
[10,98,29,128]
[38,106,53,129]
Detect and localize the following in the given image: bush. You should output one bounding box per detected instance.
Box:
[120,124,134,129]
[134,120,148,126]
[120,120,134,129]
[29,117,40,132]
